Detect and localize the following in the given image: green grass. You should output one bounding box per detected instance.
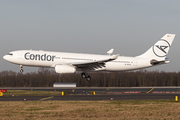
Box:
[0,100,180,120]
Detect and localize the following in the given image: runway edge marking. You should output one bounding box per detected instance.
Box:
[40,96,54,101]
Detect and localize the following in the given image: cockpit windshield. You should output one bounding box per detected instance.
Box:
[8,53,13,56]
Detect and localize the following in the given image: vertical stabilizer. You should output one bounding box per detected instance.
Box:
[137,34,175,60]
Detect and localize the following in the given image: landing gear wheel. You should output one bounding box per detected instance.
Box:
[19,65,23,73]
[81,73,86,79]
[81,72,91,81]
[20,69,23,73]
[86,75,91,82]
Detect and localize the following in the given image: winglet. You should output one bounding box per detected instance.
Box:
[107,49,114,55]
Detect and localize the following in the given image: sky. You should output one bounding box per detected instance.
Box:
[0,0,180,73]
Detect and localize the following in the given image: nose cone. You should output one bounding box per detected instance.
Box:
[3,55,12,63]
[3,55,7,60]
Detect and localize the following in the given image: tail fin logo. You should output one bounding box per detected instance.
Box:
[153,40,170,57]
[155,45,168,54]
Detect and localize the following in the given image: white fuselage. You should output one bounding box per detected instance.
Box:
[3,34,175,81]
[3,50,153,72]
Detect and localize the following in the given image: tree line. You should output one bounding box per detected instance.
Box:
[0,68,180,87]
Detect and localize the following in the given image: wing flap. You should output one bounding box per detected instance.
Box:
[72,54,119,69]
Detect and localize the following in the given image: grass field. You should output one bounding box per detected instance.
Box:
[3,90,62,96]
[0,100,180,120]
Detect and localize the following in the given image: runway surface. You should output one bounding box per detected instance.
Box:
[0,94,180,101]
[0,87,180,101]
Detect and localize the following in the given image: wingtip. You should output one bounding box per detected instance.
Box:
[107,49,114,54]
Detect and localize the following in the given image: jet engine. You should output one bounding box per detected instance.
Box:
[55,65,76,74]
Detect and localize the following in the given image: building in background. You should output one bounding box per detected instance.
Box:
[53,83,77,87]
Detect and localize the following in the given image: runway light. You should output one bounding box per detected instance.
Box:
[62,91,66,96]
[24,99,26,101]
[62,91,64,96]
[72,89,75,92]
[111,98,113,100]
[175,96,178,101]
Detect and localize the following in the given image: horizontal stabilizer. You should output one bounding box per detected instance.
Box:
[150,59,170,66]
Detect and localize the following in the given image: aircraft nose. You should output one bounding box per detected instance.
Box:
[3,55,8,60]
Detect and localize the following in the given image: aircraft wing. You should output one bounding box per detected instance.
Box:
[71,54,119,70]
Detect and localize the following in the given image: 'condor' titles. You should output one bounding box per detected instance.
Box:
[25,52,55,61]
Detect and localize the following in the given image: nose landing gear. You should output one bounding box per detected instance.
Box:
[81,72,91,82]
[20,65,23,73]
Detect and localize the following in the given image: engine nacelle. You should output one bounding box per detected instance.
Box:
[55,65,76,74]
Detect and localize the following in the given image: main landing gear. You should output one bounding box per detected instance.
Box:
[81,72,91,82]
[20,65,23,73]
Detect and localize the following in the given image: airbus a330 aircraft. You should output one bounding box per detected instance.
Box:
[3,34,175,81]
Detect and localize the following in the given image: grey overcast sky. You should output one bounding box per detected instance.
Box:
[0,0,180,73]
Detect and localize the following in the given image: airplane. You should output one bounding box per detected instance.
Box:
[3,34,175,81]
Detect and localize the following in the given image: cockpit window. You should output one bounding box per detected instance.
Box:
[8,53,13,56]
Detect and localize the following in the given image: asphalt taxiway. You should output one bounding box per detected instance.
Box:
[0,94,179,101]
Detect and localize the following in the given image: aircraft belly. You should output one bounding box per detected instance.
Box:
[105,59,152,71]
[105,62,132,71]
